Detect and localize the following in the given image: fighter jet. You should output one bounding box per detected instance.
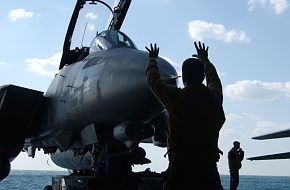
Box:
[0,0,178,183]
[247,128,290,161]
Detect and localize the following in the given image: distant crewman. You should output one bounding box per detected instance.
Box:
[228,141,244,190]
[145,41,225,190]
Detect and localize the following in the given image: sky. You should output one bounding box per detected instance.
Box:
[1,0,290,176]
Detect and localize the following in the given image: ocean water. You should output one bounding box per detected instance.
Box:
[0,170,68,190]
[220,175,290,190]
[1,170,290,190]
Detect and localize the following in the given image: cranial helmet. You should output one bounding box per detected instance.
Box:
[182,58,205,85]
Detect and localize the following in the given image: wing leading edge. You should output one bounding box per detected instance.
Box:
[248,128,290,161]
[252,128,290,140]
[0,84,48,181]
[247,152,290,161]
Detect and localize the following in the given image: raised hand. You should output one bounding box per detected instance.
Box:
[145,43,159,59]
[192,41,209,62]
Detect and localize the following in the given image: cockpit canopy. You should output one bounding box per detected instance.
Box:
[90,30,137,53]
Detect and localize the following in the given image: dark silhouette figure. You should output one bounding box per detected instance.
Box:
[228,141,244,190]
[145,42,225,190]
[90,146,149,190]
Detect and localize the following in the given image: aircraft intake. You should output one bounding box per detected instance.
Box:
[113,122,154,147]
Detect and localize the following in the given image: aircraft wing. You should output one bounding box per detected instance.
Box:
[0,84,48,180]
[0,84,48,149]
[249,129,290,161]
[252,129,290,140]
[247,152,290,161]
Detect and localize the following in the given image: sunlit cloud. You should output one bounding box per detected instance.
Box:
[227,113,261,121]
[220,128,235,138]
[160,56,181,76]
[243,113,261,121]
[9,8,34,21]
[187,20,250,43]
[252,121,290,136]
[224,80,290,101]
[248,0,289,14]
[25,53,61,76]
[0,60,11,66]
[86,12,98,20]
[217,71,226,78]
[84,13,97,32]
[87,23,96,32]
[226,113,243,122]
[160,56,183,87]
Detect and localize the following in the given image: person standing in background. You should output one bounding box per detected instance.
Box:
[228,141,244,190]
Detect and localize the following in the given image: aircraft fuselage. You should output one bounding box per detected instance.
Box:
[37,47,176,151]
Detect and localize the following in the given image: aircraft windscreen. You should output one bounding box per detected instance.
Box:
[89,30,137,52]
[70,0,119,50]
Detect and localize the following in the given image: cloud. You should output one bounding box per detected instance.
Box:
[224,80,290,101]
[220,128,235,138]
[160,56,181,76]
[226,113,243,122]
[187,20,250,43]
[0,61,11,66]
[217,71,226,78]
[9,8,34,21]
[84,13,97,32]
[25,53,61,76]
[160,56,183,87]
[87,23,96,32]
[252,120,290,136]
[86,12,98,20]
[248,0,289,14]
[243,113,261,120]
[227,113,261,122]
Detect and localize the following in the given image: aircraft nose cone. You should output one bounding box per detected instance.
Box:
[156,57,179,86]
[88,48,179,123]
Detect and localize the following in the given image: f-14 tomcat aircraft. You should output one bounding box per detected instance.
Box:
[248,128,290,161]
[0,0,178,187]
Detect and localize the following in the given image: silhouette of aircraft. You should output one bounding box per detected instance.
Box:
[0,0,178,182]
[247,128,290,161]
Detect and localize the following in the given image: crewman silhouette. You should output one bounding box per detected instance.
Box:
[228,141,244,190]
[146,41,225,190]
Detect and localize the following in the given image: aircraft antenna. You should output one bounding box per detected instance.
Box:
[81,21,88,48]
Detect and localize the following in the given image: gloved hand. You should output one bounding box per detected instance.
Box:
[145,43,159,59]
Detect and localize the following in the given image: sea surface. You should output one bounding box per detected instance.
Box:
[0,170,290,190]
